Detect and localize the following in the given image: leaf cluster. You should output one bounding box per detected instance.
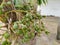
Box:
[0,0,48,45]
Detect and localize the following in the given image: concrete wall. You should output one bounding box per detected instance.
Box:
[39,0,60,17]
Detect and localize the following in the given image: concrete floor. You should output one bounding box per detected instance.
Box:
[36,16,60,45]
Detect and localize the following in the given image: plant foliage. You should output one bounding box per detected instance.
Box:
[0,0,48,45]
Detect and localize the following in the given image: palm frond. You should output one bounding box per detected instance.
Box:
[37,0,47,5]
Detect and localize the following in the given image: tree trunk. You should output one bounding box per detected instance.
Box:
[57,24,60,40]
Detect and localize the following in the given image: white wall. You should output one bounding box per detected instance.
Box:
[38,0,60,17]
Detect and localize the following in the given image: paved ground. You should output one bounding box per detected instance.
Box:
[36,16,60,45]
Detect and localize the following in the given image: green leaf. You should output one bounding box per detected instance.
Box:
[7,1,11,5]
[0,6,3,9]
[43,0,47,5]
[2,40,8,45]
[37,0,47,5]
[45,30,49,35]
[2,40,11,45]
[0,6,3,15]
[42,15,46,18]
[3,32,10,39]
[25,22,30,27]
[37,0,42,5]
[0,10,2,14]
[29,33,35,39]
[16,30,23,35]
[36,13,42,19]
[13,23,18,29]
[23,33,30,42]
[34,24,40,33]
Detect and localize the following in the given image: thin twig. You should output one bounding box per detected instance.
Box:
[0,34,3,36]
[0,29,7,31]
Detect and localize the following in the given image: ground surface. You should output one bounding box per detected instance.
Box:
[36,16,60,45]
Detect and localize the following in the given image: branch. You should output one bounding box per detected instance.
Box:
[0,34,3,36]
[0,29,7,31]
